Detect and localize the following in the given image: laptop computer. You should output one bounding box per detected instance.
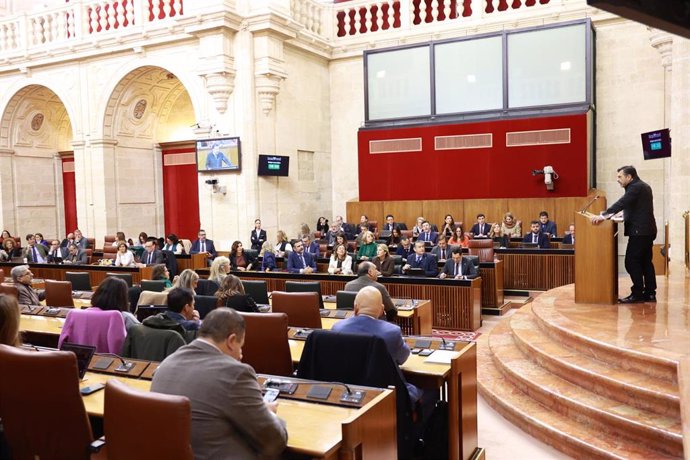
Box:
[519,242,539,249]
[59,342,96,380]
[406,268,426,277]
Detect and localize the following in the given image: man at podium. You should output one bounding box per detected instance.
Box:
[591,165,656,304]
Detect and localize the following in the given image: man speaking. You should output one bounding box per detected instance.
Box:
[591,165,656,303]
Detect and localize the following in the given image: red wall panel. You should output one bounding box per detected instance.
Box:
[61,157,77,232]
[358,113,590,201]
[162,147,200,241]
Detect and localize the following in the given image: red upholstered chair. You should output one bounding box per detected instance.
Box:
[468,238,494,262]
[0,345,103,460]
[271,291,322,329]
[44,279,75,307]
[0,283,18,298]
[104,379,193,460]
[239,312,293,377]
[313,231,322,240]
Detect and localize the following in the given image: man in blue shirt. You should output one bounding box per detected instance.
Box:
[165,288,201,331]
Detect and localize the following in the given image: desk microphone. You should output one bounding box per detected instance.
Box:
[94,352,135,372]
[328,381,352,394]
[580,195,600,213]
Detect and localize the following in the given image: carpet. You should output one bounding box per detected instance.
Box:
[432,329,481,342]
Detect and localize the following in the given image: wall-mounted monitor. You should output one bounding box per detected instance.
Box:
[258,154,289,177]
[641,129,671,161]
[196,137,241,172]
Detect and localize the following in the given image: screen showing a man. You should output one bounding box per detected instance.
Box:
[197,138,241,172]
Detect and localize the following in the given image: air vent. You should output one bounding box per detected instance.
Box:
[62,161,75,173]
[506,128,571,147]
[435,134,492,150]
[163,152,196,166]
[369,138,422,154]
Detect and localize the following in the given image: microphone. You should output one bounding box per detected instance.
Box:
[580,195,600,213]
[439,336,456,351]
[328,381,352,394]
[94,352,135,372]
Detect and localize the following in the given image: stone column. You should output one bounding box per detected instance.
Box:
[0,148,16,234]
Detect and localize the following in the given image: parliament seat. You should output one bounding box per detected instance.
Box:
[140,280,166,292]
[0,283,18,298]
[134,305,168,322]
[59,309,126,354]
[103,235,117,253]
[107,272,133,287]
[86,237,95,250]
[241,280,269,305]
[44,279,75,307]
[193,295,217,319]
[285,281,324,309]
[468,238,494,262]
[195,278,219,297]
[104,379,193,460]
[137,290,169,307]
[65,271,92,291]
[239,312,293,376]
[271,291,321,329]
[335,290,357,310]
[122,324,186,362]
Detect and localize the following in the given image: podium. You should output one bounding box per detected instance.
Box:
[574,212,618,304]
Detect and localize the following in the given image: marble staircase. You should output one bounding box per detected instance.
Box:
[478,292,683,459]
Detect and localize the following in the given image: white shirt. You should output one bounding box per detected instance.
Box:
[327,255,353,275]
[115,250,135,267]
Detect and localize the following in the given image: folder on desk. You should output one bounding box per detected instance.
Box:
[423,350,460,364]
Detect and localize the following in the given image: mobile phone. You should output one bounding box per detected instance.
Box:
[80,383,105,396]
[263,388,280,403]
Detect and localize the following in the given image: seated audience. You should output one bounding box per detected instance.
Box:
[63,243,88,265]
[416,221,438,244]
[61,232,75,248]
[524,221,551,248]
[46,240,67,263]
[355,224,370,245]
[0,248,7,262]
[470,214,490,238]
[287,240,316,274]
[209,256,231,284]
[344,262,396,320]
[190,229,217,260]
[172,269,200,291]
[92,277,140,331]
[151,308,288,459]
[156,287,200,331]
[0,230,12,243]
[229,241,254,271]
[430,236,452,263]
[403,241,438,277]
[448,225,469,248]
[297,223,311,241]
[539,211,557,237]
[373,244,395,277]
[250,219,266,251]
[388,227,402,246]
[501,212,522,238]
[439,248,478,280]
[383,214,399,233]
[334,233,348,250]
[214,275,258,312]
[274,230,292,257]
[136,232,148,246]
[328,243,353,275]
[260,241,277,272]
[162,233,184,254]
[334,215,351,237]
[562,224,575,245]
[74,228,89,249]
[11,265,45,305]
[112,231,128,247]
[411,216,425,236]
[2,238,21,259]
[23,234,47,263]
[114,242,135,266]
[356,231,377,261]
[396,236,414,259]
[301,234,320,258]
[440,214,456,239]
[332,286,421,403]
[34,232,49,248]
[357,215,370,234]
[315,216,329,235]
[325,223,340,246]
[490,224,510,248]
[152,264,173,289]
[0,294,21,346]
[140,238,165,267]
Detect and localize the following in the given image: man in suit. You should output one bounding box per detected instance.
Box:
[592,165,657,303]
[403,241,438,277]
[523,221,551,248]
[539,211,558,237]
[60,232,76,248]
[46,240,67,263]
[250,219,266,251]
[562,224,575,245]
[63,243,88,265]
[139,239,164,266]
[384,214,399,232]
[11,265,45,305]
[344,262,396,320]
[332,286,420,403]
[430,236,452,263]
[301,234,320,258]
[470,214,490,238]
[151,308,288,459]
[325,223,341,246]
[205,143,235,170]
[395,237,414,259]
[334,215,354,240]
[73,228,89,249]
[416,221,438,244]
[439,248,478,280]
[190,229,217,260]
[287,240,317,274]
[23,234,48,263]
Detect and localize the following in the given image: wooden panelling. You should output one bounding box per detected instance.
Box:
[479,260,504,308]
[423,200,465,232]
[385,200,422,230]
[347,201,383,226]
[505,198,548,235]
[497,251,574,290]
[462,198,508,230]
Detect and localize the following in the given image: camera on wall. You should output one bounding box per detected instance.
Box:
[531,165,559,191]
[205,179,218,185]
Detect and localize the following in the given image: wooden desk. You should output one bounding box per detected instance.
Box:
[321,298,432,335]
[0,262,154,286]
[495,248,574,291]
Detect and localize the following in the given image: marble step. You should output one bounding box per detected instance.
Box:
[488,319,683,458]
[510,305,680,418]
[530,295,678,383]
[477,335,679,460]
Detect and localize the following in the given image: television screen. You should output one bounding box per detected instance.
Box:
[258,155,289,177]
[641,129,671,160]
[196,137,241,172]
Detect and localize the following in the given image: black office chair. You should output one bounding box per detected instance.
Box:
[193,295,217,319]
[241,280,269,305]
[107,272,133,287]
[224,294,259,313]
[141,280,167,292]
[391,255,404,274]
[195,278,219,296]
[285,281,324,309]
[335,290,357,310]
[65,272,92,291]
[297,330,417,457]
[135,305,168,322]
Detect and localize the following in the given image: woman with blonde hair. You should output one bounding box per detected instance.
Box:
[173,269,200,291]
[274,230,292,257]
[0,294,21,346]
[209,256,231,284]
[501,212,521,238]
[214,274,258,312]
[373,244,395,276]
[260,241,277,271]
[356,231,377,261]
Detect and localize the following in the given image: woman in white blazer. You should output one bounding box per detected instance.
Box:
[328,244,353,275]
[114,242,135,267]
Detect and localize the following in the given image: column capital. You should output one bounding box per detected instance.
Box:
[648,28,673,70]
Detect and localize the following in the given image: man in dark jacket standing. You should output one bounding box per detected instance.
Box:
[592,165,657,303]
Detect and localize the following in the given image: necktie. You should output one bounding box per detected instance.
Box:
[148,252,152,264]
[416,256,421,264]
[572,236,575,244]
[32,247,37,262]
[533,234,537,244]
[441,249,445,259]
[455,262,460,276]
[201,241,206,253]
[300,255,306,268]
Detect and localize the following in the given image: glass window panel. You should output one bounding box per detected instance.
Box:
[367,46,431,120]
[435,36,503,114]
[508,24,587,108]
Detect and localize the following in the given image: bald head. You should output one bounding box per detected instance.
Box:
[354,286,384,318]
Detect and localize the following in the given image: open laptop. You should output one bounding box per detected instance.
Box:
[406,268,426,277]
[59,342,96,380]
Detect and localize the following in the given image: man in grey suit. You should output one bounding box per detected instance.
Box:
[139,239,164,266]
[151,308,288,459]
[344,261,397,321]
[430,236,452,263]
[63,243,88,265]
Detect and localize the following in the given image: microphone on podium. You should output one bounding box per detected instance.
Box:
[580,195,600,213]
